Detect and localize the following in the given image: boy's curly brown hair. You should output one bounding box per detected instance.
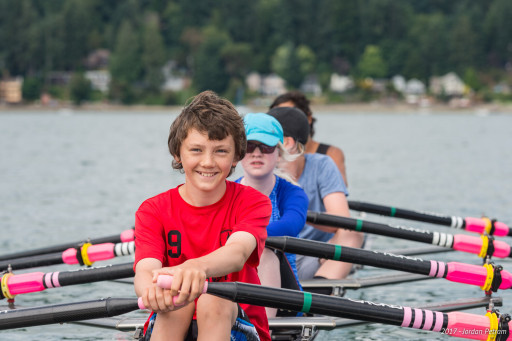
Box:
[168,91,246,176]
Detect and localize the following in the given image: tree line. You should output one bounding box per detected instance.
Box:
[1,0,512,104]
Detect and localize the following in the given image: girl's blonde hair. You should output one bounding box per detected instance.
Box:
[274,141,303,185]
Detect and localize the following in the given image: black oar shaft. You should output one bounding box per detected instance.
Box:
[207,282,445,328]
[307,211,437,244]
[349,201,453,226]
[0,253,64,271]
[56,263,134,286]
[265,237,435,276]
[0,298,139,330]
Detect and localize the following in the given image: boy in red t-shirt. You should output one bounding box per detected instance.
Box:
[134,91,271,341]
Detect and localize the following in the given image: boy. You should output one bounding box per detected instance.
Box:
[134,91,271,341]
[267,106,364,281]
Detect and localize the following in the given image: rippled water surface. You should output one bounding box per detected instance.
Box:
[1,108,511,340]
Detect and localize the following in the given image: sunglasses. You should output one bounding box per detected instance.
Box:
[246,141,277,154]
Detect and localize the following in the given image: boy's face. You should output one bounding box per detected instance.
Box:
[178,128,237,198]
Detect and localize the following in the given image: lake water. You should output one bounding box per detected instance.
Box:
[1,108,511,340]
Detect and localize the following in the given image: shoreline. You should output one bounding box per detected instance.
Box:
[1,101,511,114]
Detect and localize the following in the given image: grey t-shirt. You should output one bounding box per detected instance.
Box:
[298,153,348,242]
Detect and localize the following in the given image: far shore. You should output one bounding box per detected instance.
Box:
[1,101,512,114]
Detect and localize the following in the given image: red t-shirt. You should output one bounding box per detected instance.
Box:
[135,181,271,341]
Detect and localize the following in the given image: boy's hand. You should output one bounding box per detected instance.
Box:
[141,282,181,313]
[152,259,207,305]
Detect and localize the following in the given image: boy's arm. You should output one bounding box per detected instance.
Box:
[152,231,257,305]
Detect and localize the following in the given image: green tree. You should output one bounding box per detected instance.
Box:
[192,26,231,94]
[110,20,141,83]
[141,13,166,92]
[271,42,316,89]
[22,76,43,101]
[69,73,92,105]
[484,0,512,67]
[403,13,448,81]
[357,45,388,79]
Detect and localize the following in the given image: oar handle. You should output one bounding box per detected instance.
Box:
[120,228,135,242]
[137,275,209,309]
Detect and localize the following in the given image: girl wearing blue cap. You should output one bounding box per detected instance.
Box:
[236,113,308,318]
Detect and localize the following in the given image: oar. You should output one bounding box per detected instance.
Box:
[73,296,501,333]
[0,263,134,300]
[1,280,510,341]
[307,211,512,259]
[349,200,511,237]
[0,228,135,261]
[0,241,135,271]
[266,236,511,292]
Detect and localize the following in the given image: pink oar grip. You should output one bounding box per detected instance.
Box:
[138,297,146,309]
[137,275,208,310]
[445,312,512,340]
[61,243,115,264]
[453,235,511,258]
[120,229,135,242]
[7,272,45,295]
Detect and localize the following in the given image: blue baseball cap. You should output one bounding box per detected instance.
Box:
[243,113,284,146]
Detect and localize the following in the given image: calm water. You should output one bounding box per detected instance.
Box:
[1,108,511,340]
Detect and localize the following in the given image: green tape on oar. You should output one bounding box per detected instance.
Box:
[390,207,396,217]
[356,220,363,231]
[301,292,312,313]
[333,245,342,260]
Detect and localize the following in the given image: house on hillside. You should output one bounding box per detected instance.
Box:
[84,49,110,70]
[301,75,322,96]
[85,70,111,93]
[245,72,286,96]
[391,75,406,93]
[430,72,467,96]
[0,77,23,104]
[161,61,189,92]
[329,73,354,93]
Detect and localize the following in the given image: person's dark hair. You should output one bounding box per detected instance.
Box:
[269,91,317,137]
[168,90,246,175]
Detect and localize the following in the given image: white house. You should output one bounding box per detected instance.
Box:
[261,74,286,96]
[246,72,261,93]
[391,75,406,93]
[245,72,286,96]
[161,61,188,92]
[85,70,111,93]
[329,73,354,93]
[405,79,426,95]
[430,72,466,96]
[301,75,322,96]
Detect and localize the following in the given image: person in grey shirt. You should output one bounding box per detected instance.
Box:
[268,107,364,281]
